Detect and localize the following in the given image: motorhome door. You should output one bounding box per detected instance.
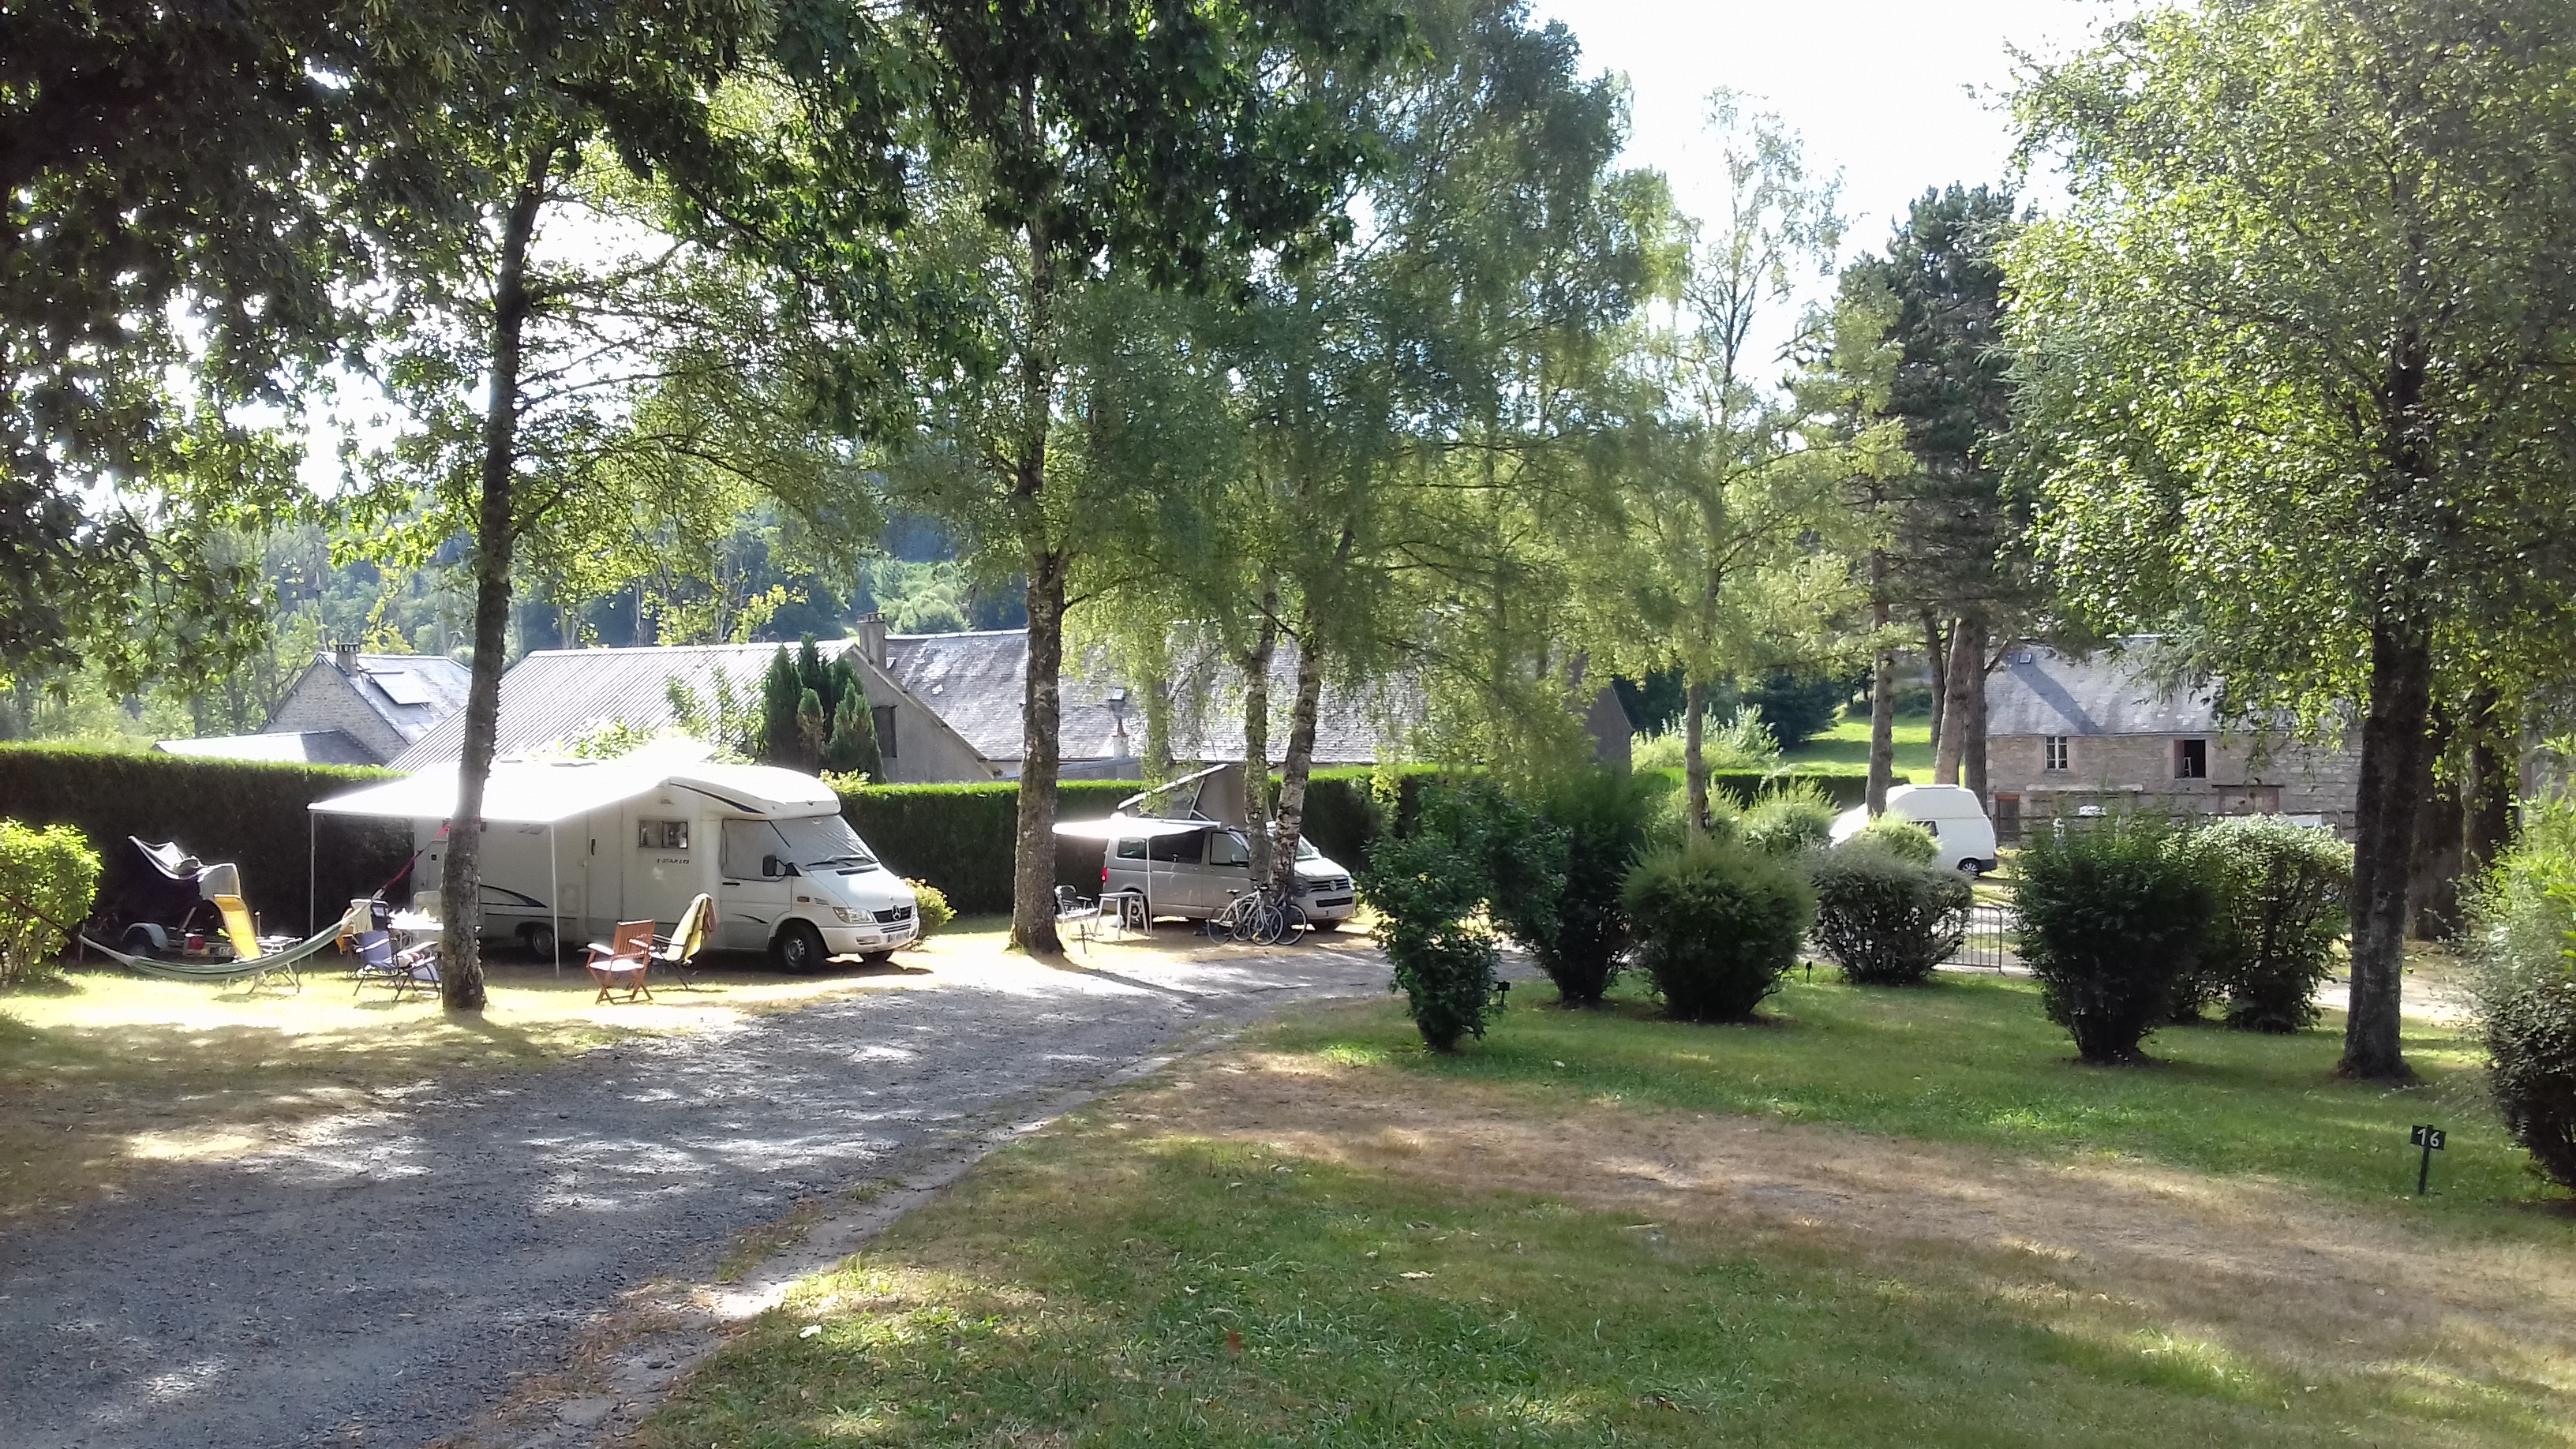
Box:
[717,818,792,950]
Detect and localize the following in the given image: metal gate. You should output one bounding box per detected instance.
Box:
[1951,903,2017,972]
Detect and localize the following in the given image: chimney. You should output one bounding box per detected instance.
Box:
[854,612,888,670]
[331,640,361,672]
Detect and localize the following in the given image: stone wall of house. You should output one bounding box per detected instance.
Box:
[1986,731,2361,835]
[265,664,406,764]
[857,676,999,784]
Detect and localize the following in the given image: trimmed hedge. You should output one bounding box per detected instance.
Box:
[0,744,414,934]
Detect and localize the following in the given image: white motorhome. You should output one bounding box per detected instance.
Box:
[310,757,918,972]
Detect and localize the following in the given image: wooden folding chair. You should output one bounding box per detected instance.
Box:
[585,919,656,1003]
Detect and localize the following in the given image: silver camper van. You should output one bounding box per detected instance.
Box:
[1100,821,1358,927]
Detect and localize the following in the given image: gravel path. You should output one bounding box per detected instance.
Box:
[0,949,1395,1448]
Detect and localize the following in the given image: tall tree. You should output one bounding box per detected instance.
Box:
[2009,0,2576,1080]
[837,0,1399,952]
[1848,185,2025,807]
[1604,97,1866,831]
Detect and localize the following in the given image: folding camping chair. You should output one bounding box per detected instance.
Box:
[650,894,713,990]
[213,894,304,992]
[586,919,656,1003]
[352,930,442,1001]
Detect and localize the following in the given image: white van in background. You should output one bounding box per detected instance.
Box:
[1829,784,2001,877]
[1099,822,1359,927]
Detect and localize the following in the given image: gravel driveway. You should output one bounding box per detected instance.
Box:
[0,948,1395,1448]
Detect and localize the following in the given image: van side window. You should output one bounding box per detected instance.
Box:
[721,819,784,877]
[1147,831,1204,864]
[1207,831,1249,867]
[638,818,690,851]
[1114,838,1145,860]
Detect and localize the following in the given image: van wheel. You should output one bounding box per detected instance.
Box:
[773,922,828,975]
[1957,859,1985,879]
[520,923,557,960]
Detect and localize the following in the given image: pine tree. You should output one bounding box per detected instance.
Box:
[821,687,882,778]
[756,646,801,766]
[795,687,826,771]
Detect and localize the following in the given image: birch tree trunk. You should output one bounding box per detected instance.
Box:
[1934,619,1976,786]
[1271,625,1327,867]
[1237,581,1279,892]
[440,150,551,1013]
[1007,201,1065,955]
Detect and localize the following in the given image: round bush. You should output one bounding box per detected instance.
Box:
[901,878,954,948]
[2181,815,2350,1032]
[1623,834,1815,1022]
[1488,770,1654,1006]
[2470,792,2576,1192]
[2015,818,2213,1064]
[1851,815,1940,867]
[1738,787,1837,859]
[0,820,100,986]
[1810,847,1973,986]
[1360,822,1503,1052]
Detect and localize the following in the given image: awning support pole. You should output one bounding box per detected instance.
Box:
[309,816,317,934]
[550,822,561,977]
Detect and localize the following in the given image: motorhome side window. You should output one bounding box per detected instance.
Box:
[638,818,690,851]
[1114,838,1146,860]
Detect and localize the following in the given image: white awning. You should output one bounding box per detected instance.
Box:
[309,762,660,826]
[1052,816,1212,842]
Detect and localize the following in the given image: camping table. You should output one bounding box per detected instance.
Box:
[386,912,442,953]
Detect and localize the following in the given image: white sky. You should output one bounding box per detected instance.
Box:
[1531,0,2128,264]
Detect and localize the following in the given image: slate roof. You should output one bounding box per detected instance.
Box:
[158,729,383,766]
[1986,645,2219,738]
[389,641,860,771]
[335,653,472,741]
[882,630,1404,766]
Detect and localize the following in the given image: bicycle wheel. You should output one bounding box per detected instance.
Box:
[1273,900,1307,943]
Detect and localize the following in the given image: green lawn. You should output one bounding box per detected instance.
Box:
[1783,710,1934,781]
[643,976,2574,1449]
[1267,974,2528,1218]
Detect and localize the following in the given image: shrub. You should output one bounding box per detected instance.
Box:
[1809,848,1973,986]
[1738,784,1838,859]
[903,878,953,946]
[0,821,102,985]
[1487,770,1657,1006]
[1623,834,1815,1022]
[2180,815,2351,1032]
[2015,818,2214,1064]
[1851,815,1940,867]
[1359,788,1515,1051]
[2469,790,2576,1193]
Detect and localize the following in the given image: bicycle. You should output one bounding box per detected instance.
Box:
[1206,882,1307,947]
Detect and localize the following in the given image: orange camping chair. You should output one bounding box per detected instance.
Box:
[213,894,302,992]
[585,919,656,1003]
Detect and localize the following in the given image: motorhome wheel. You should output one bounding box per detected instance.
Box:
[774,921,826,975]
[520,923,556,960]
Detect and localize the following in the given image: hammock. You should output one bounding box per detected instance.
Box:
[78,901,361,990]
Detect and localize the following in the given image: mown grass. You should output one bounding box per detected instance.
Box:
[1782,710,1934,781]
[1271,974,2535,1220]
[643,972,2571,1448]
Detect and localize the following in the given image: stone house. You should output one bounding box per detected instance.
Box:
[157,646,472,766]
[1983,645,2361,837]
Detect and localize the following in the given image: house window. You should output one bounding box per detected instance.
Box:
[2044,736,2069,772]
[637,818,691,851]
[2175,739,2208,780]
[871,706,898,758]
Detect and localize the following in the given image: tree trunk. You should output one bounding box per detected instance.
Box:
[1237,581,1280,892]
[1683,678,1710,832]
[1922,613,1949,765]
[1866,556,1894,816]
[2340,613,2433,1081]
[1005,195,1065,956]
[2406,705,2462,941]
[1272,628,1327,869]
[1011,549,1069,953]
[1140,669,1174,787]
[1962,621,1992,808]
[1934,618,1976,786]
[2463,685,2516,882]
[439,153,549,1013]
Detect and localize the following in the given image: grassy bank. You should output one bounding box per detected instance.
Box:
[643,977,2574,1448]
[1782,710,1935,781]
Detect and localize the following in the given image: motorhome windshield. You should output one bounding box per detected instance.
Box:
[772,815,879,872]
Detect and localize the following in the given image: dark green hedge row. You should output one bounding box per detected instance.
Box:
[0,744,415,933]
